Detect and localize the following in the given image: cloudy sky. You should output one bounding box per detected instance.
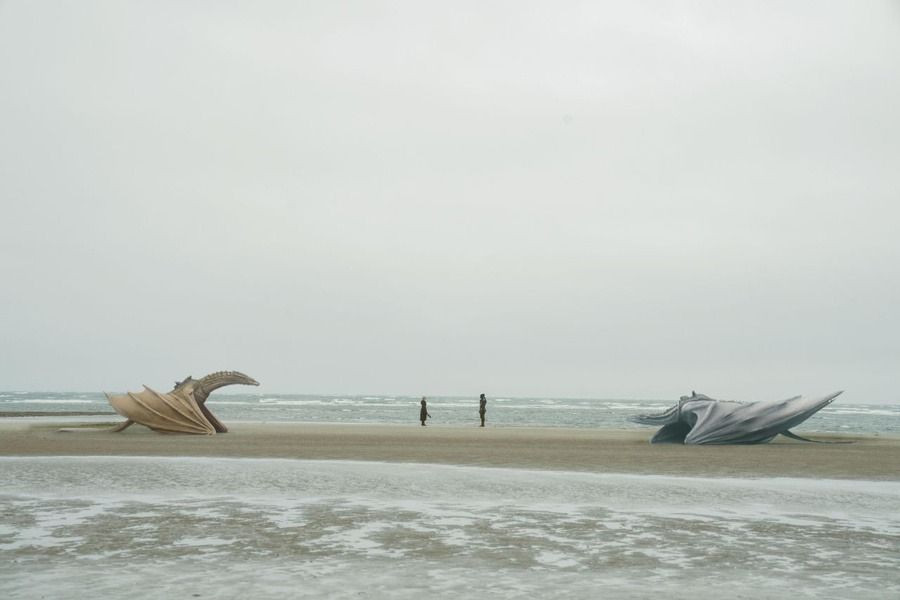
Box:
[1,1,898,402]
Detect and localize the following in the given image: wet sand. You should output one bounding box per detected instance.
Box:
[1,420,897,479]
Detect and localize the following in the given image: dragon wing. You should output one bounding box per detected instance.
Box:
[683,392,842,445]
[107,386,216,435]
[632,392,843,444]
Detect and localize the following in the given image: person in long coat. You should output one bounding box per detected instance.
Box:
[420,397,431,426]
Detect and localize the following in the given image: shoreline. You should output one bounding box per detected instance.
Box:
[0,411,114,418]
[1,420,897,480]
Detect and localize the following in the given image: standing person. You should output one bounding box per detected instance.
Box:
[479,393,487,427]
[419,396,431,426]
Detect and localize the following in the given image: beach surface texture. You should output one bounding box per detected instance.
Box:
[3,421,899,599]
[1,421,898,479]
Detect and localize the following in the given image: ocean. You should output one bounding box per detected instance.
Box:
[2,391,899,435]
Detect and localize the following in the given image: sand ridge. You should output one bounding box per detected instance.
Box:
[0,420,897,480]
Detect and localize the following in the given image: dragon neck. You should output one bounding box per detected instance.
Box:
[194,371,250,403]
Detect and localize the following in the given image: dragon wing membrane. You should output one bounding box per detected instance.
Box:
[632,392,843,444]
[106,386,216,435]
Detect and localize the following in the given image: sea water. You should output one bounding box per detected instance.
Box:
[1,457,898,599]
[2,391,899,435]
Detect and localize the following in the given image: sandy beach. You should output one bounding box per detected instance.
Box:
[1,420,897,480]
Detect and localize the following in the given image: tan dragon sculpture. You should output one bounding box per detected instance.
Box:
[63,371,259,434]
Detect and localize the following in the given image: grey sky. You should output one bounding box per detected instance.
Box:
[1,1,898,402]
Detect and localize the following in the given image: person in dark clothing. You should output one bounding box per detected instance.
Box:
[479,393,487,427]
[419,396,431,426]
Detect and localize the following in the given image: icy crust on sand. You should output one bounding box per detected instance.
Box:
[2,457,899,599]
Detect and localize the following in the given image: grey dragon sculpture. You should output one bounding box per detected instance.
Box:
[631,391,845,444]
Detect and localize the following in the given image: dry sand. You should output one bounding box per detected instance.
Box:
[1,420,897,480]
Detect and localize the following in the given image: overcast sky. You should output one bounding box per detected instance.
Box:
[1,1,898,402]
